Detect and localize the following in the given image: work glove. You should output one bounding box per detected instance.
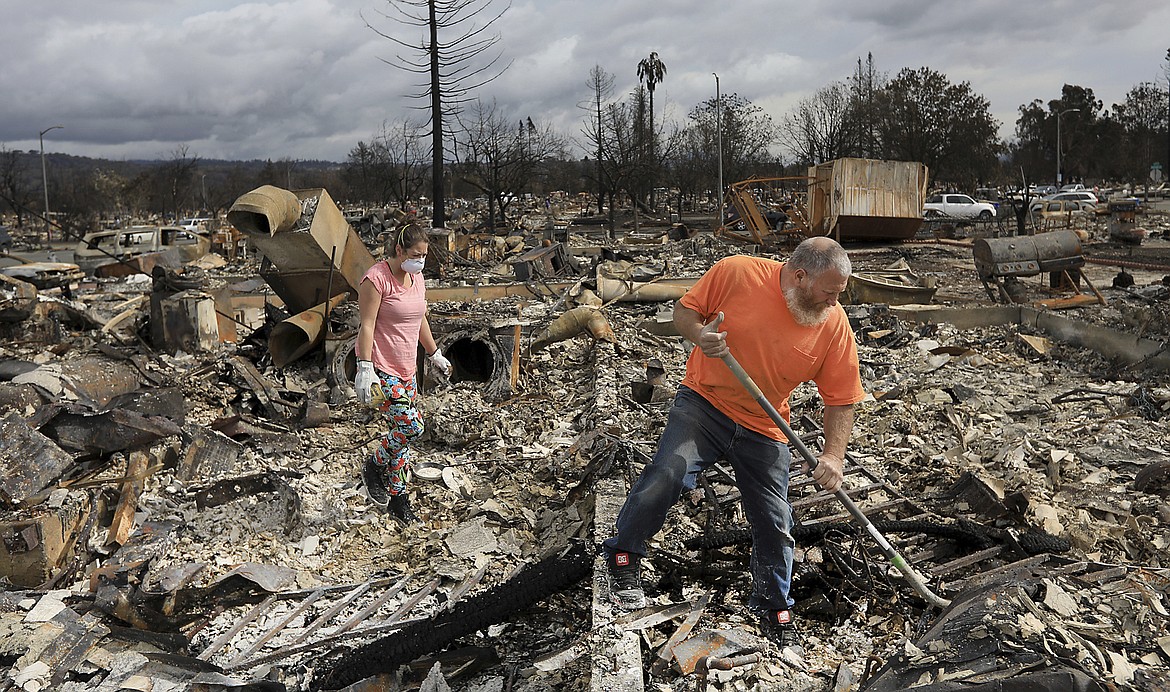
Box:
[429,349,452,376]
[354,360,377,404]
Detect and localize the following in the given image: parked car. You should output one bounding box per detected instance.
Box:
[1029,191,1098,214]
[176,217,213,232]
[1031,199,1094,218]
[923,193,996,221]
[1059,183,1087,192]
[0,226,12,253]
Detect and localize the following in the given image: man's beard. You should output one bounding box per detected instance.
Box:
[783,286,832,327]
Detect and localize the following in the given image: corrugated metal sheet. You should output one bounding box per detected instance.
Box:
[807,158,929,241]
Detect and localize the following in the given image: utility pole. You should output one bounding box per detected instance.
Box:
[1056,108,1079,186]
[714,73,723,225]
[1164,49,1169,178]
[39,124,64,244]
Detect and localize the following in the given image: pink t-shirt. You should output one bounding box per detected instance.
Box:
[362,261,427,378]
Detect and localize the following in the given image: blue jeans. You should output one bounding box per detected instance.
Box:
[602,386,795,612]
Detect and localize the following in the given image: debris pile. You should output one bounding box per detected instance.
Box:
[0,192,1168,691]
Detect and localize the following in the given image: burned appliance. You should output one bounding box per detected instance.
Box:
[972,230,1105,307]
[1107,198,1143,245]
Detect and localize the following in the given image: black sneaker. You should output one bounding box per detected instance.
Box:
[362,458,390,509]
[759,609,799,648]
[388,493,419,524]
[605,550,647,610]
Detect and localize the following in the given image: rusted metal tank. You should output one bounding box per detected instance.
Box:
[1107,198,1143,244]
[972,230,1083,280]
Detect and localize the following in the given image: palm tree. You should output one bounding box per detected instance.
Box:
[637,52,666,211]
[636,52,667,157]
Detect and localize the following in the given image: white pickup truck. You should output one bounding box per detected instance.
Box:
[923,193,996,221]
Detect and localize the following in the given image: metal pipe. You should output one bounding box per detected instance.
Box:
[701,652,762,671]
[322,244,337,365]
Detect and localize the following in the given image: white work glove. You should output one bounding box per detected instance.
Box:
[429,349,452,376]
[354,360,377,404]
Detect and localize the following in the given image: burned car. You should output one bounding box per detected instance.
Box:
[74,225,210,274]
[0,253,85,291]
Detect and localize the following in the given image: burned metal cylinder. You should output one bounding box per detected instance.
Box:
[972,230,1083,280]
[268,294,348,368]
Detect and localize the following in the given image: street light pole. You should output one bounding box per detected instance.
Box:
[1056,108,1080,187]
[39,124,64,244]
[713,73,723,225]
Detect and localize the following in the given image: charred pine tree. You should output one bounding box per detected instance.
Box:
[364,0,512,229]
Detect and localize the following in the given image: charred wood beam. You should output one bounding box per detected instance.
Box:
[106,451,150,546]
[311,542,591,691]
[229,356,296,421]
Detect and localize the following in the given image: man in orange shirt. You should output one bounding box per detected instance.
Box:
[601,236,865,648]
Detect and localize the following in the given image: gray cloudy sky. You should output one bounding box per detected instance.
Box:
[3,0,1167,163]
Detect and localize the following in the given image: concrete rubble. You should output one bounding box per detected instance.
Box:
[0,190,1168,691]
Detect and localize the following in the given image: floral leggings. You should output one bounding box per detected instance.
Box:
[371,372,425,496]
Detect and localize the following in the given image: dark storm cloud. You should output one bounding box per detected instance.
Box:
[1,0,1166,162]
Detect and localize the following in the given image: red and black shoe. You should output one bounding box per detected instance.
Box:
[605,550,647,610]
[759,609,799,648]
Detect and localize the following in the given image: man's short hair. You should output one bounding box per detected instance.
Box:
[788,237,851,277]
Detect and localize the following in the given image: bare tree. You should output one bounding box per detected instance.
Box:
[580,65,615,214]
[160,145,200,219]
[454,99,564,229]
[343,120,429,209]
[0,145,37,228]
[365,0,511,228]
[1164,48,1170,173]
[380,119,431,210]
[91,168,131,221]
[585,90,657,236]
[849,53,885,158]
[778,81,858,165]
[343,141,386,205]
[684,93,778,184]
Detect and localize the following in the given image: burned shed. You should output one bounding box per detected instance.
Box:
[806,157,930,242]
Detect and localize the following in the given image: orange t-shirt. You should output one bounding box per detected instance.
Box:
[679,255,866,441]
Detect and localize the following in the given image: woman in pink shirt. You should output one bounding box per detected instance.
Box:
[353,224,450,522]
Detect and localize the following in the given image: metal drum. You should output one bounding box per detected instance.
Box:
[972,230,1083,280]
